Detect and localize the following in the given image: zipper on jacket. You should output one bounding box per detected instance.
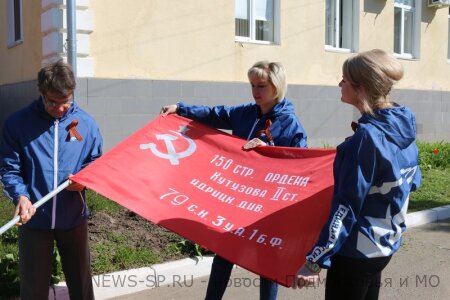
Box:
[247,118,260,141]
[51,119,59,229]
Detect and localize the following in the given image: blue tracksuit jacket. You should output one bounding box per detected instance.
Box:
[0,97,103,230]
[177,98,307,147]
[306,105,421,268]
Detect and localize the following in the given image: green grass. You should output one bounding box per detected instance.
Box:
[409,141,450,211]
[0,197,14,225]
[416,140,450,169]
[91,241,159,273]
[87,190,122,214]
[88,228,182,274]
[409,168,450,211]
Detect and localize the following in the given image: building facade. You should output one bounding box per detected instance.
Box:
[1,0,449,150]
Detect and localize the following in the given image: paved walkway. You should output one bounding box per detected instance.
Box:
[50,207,450,299]
[106,219,450,300]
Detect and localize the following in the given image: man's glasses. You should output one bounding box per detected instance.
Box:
[43,94,74,108]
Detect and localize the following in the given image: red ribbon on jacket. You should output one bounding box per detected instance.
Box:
[256,119,274,145]
[351,121,358,132]
[67,119,83,141]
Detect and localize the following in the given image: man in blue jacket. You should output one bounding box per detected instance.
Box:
[0,60,102,299]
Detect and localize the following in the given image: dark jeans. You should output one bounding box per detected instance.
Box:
[325,254,392,300]
[18,220,94,300]
[205,255,278,300]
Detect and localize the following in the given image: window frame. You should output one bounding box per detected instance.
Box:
[6,0,23,48]
[234,0,280,45]
[324,0,359,53]
[393,0,421,60]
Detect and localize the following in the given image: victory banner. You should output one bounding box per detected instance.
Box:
[72,115,335,287]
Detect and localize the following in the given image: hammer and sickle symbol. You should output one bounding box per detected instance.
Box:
[139,126,196,165]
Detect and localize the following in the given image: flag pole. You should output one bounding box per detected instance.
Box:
[0,180,70,236]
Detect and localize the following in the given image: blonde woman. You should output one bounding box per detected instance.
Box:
[293,49,421,300]
[161,61,307,300]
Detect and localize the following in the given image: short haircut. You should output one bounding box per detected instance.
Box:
[37,60,76,97]
[248,61,287,102]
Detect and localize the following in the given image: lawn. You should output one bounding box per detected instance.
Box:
[409,141,450,211]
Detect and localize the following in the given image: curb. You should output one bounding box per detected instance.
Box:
[91,256,214,299]
[406,204,450,227]
[54,205,450,299]
[54,256,215,300]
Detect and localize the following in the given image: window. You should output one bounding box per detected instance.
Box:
[235,0,279,44]
[6,0,23,47]
[325,0,359,52]
[394,0,420,58]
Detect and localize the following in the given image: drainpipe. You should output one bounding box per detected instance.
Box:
[66,0,77,76]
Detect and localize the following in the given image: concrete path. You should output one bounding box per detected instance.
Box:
[106,219,450,300]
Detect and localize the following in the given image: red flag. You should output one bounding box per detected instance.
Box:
[72,115,335,287]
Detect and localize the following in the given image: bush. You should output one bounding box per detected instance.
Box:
[0,227,20,297]
[0,253,20,297]
[417,141,450,170]
[0,225,63,297]
[176,239,212,257]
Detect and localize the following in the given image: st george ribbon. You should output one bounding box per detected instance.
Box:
[72,115,335,287]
